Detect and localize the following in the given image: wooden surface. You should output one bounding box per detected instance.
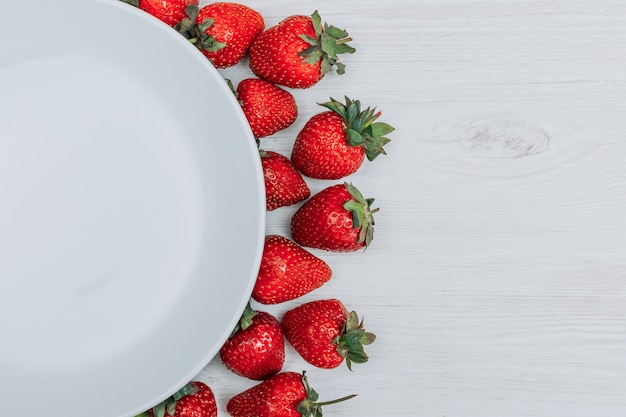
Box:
[197,1,626,416]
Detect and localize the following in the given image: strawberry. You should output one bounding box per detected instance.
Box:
[261,151,310,211]
[291,97,394,179]
[226,371,355,417]
[237,78,298,139]
[248,11,355,89]
[219,302,285,380]
[291,182,378,252]
[137,381,217,417]
[125,0,198,27]
[175,3,264,68]
[281,299,375,370]
[253,235,332,304]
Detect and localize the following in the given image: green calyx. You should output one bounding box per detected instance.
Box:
[119,0,139,7]
[320,97,394,161]
[135,383,198,417]
[230,300,257,337]
[342,182,379,248]
[333,311,376,371]
[298,11,356,76]
[175,5,227,53]
[296,371,357,417]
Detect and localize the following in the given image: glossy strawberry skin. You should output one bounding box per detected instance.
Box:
[281,299,348,369]
[253,235,331,304]
[237,78,298,138]
[219,310,285,380]
[291,111,364,179]
[138,0,198,27]
[196,3,264,68]
[290,184,365,252]
[146,381,217,417]
[261,151,310,211]
[249,15,321,89]
[226,372,307,417]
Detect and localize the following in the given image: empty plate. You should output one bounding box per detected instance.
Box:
[0,0,265,416]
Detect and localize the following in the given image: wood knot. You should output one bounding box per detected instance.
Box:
[452,115,551,159]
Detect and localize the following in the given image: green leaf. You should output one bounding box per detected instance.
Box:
[198,17,215,33]
[167,402,177,416]
[119,0,139,7]
[308,387,320,402]
[320,57,333,74]
[320,33,339,59]
[346,129,365,146]
[363,137,391,161]
[346,99,360,123]
[184,4,199,20]
[298,34,319,46]
[311,10,323,35]
[324,25,349,39]
[302,47,323,64]
[201,39,227,52]
[153,403,166,417]
[335,61,347,75]
[318,98,346,116]
[344,182,365,203]
[345,311,359,331]
[335,43,356,54]
[369,122,395,137]
[344,200,362,228]
[347,350,369,364]
[361,332,377,345]
[177,18,195,35]
[173,383,195,400]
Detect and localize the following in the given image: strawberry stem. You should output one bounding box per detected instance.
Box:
[315,394,358,406]
[297,371,357,416]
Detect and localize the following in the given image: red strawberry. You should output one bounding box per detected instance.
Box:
[137,381,217,417]
[281,299,375,370]
[131,0,198,27]
[249,11,355,89]
[219,302,285,380]
[253,235,332,304]
[237,78,298,138]
[226,371,355,417]
[176,3,264,68]
[261,151,310,211]
[291,97,393,179]
[291,182,378,252]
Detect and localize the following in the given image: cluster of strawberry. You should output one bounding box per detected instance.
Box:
[123,1,394,417]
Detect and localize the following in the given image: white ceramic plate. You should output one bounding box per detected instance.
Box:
[0,0,265,416]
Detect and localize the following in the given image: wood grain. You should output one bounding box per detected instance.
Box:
[192,1,626,415]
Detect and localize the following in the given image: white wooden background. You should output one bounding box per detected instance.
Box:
[196,1,626,416]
